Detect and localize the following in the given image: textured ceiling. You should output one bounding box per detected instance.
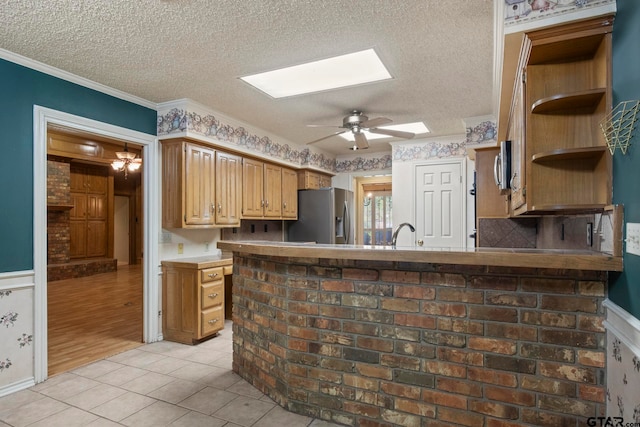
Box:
[1,0,495,155]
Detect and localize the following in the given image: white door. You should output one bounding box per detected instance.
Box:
[415,161,464,248]
[114,196,130,265]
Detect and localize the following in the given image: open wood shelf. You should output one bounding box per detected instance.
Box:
[528,33,606,65]
[531,146,607,163]
[531,88,606,114]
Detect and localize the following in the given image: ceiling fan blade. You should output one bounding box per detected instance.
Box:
[306,130,348,145]
[361,117,392,129]
[306,124,343,128]
[354,132,369,149]
[369,128,415,139]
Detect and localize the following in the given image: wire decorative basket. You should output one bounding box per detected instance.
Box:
[600,100,639,155]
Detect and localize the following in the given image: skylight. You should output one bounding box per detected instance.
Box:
[240,49,392,98]
[339,122,430,141]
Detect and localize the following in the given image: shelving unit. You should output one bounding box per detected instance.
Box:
[509,15,613,215]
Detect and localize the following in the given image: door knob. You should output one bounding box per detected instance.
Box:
[417,239,424,246]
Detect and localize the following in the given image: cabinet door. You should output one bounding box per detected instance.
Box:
[242,158,264,218]
[509,74,526,213]
[184,143,215,225]
[86,221,107,257]
[319,174,332,188]
[281,167,298,219]
[215,152,241,226]
[264,163,282,218]
[69,221,87,258]
[475,147,509,219]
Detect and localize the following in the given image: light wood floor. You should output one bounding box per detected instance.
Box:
[47,264,144,376]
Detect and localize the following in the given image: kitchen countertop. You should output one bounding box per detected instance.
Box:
[217,240,623,271]
[160,253,233,269]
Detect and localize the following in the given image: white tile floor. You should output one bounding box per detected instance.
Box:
[0,321,339,427]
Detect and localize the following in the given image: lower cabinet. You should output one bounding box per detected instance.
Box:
[162,258,231,344]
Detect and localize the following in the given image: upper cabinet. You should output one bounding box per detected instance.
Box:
[162,140,216,228]
[242,158,297,220]
[507,15,613,215]
[281,167,298,219]
[162,139,301,227]
[297,169,332,189]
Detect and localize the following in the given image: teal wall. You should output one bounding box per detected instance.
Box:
[610,0,640,318]
[0,58,156,273]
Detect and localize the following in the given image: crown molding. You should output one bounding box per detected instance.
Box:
[0,48,157,110]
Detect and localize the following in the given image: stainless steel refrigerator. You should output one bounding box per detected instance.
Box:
[287,188,354,244]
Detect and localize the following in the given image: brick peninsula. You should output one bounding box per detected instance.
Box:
[217,241,622,426]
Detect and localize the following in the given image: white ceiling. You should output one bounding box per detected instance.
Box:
[1,0,495,156]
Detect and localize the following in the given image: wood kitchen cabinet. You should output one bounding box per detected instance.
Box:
[214,151,242,226]
[69,164,109,258]
[474,147,509,219]
[508,16,613,215]
[242,157,297,219]
[162,140,215,227]
[297,169,332,189]
[281,167,298,219]
[162,257,232,344]
[162,139,241,228]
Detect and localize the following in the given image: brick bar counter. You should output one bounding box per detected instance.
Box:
[217,241,622,427]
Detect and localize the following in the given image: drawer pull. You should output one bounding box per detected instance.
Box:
[208,293,218,298]
[207,273,218,278]
[208,319,218,324]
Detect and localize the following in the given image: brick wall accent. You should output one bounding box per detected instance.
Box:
[231,254,607,427]
[46,159,116,280]
[47,210,70,264]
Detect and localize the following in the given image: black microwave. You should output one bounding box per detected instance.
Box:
[493,140,511,193]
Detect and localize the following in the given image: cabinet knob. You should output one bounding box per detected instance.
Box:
[217,203,222,213]
[265,200,269,208]
[210,203,214,213]
[208,293,218,298]
[208,273,218,278]
[283,202,287,209]
[261,200,265,207]
[208,319,218,324]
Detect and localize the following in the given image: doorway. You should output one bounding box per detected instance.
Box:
[114,196,130,265]
[46,128,145,376]
[33,106,159,383]
[355,175,392,245]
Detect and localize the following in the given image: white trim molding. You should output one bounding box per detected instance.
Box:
[33,106,160,385]
[0,378,36,399]
[0,48,156,110]
[604,299,640,357]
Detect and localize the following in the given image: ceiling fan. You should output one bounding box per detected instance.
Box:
[306,110,415,150]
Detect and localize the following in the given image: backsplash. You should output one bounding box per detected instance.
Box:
[220,220,285,242]
[478,218,537,248]
[478,215,600,250]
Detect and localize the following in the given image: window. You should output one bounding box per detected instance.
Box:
[363,190,392,245]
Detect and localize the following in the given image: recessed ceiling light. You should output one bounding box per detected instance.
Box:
[240,49,392,98]
[340,122,430,142]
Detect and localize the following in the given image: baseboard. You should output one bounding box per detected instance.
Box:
[0,377,35,398]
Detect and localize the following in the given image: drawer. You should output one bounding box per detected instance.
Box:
[201,282,223,310]
[201,306,224,336]
[223,265,233,276]
[201,267,223,283]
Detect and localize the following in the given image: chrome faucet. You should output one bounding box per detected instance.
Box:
[391,223,415,248]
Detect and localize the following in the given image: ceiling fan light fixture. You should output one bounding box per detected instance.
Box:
[240,49,392,98]
[339,121,429,142]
